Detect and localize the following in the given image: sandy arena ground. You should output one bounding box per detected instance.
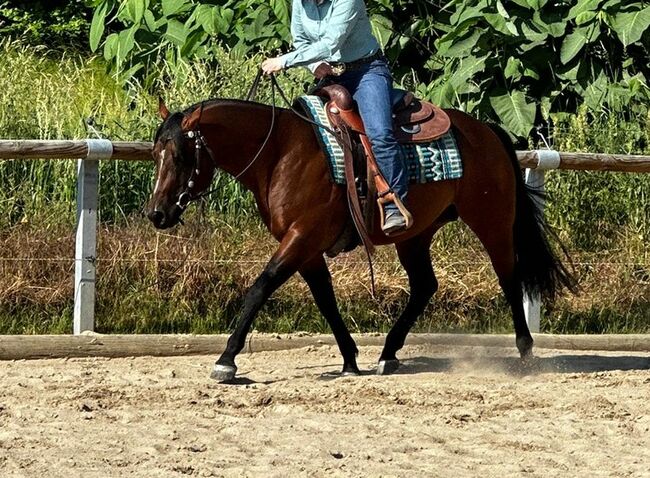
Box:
[1,343,649,477]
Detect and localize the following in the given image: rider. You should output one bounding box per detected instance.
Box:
[261,0,410,235]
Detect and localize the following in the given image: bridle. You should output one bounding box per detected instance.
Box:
[173,126,216,210]
[171,72,279,212]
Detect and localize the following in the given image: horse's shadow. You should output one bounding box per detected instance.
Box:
[224,354,650,384]
[389,354,650,376]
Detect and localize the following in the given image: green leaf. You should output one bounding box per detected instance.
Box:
[162,0,189,17]
[611,7,650,46]
[560,29,588,64]
[448,55,486,90]
[484,14,510,35]
[181,29,207,57]
[520,21,548,42]
[567,0,602,20]
[557,62,581,81]
[371,15,393,49]
[496,0,510,19]
[505,57,523,80]
[90,0,110,52]
[523,67,540,80]
[575,11,598,25]
[125,0,146,24]
[532,12,566,37]
[510,0,532,8]
[194,5,220,35]
[103,32,119,61]
[582,72,609,110]
[526,0,548,9]
[165,19,188,46]
[220,9,234,31]
[270,0,290,27]
[437,29,481,58]
[143,10,159,32]
[117,26,137,65]
[489,90,536,138]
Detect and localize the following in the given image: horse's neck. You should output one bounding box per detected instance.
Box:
[200,101,281,191]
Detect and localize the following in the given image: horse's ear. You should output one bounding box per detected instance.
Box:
[181,104,203,131]
[158,97,170,120]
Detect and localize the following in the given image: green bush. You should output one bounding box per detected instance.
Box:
[88,0,650,139]
[0,0,92,50]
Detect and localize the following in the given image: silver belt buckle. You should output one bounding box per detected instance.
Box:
[330,63,346,76]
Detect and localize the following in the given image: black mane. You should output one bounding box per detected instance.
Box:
[153,98,279,146]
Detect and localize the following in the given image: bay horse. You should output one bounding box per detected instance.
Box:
[147,94,575,382]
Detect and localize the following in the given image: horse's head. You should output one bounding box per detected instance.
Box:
[147,99,216,229]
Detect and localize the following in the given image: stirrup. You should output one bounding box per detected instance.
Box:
[377,192,413,236]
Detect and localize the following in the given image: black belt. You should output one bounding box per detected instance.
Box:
[330,51,384,76]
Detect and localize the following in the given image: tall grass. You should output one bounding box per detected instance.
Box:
[0,40,648,335]
[0,40,310,226]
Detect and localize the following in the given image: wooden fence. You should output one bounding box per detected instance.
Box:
[1,139,649,335]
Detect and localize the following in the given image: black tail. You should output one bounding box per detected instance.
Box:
[488,123,578,300]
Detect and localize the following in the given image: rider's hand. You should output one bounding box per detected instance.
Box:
[313,62,334,79]
[261,57,284,75]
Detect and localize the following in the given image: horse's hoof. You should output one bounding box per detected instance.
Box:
[517,336,534,359]
[376,359,400,375]
[210,363,237,382]
[341,369,360,377]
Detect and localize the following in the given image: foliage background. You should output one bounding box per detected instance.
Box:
[84,0,650,139]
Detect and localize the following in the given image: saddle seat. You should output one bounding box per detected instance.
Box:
[315,84,450,143]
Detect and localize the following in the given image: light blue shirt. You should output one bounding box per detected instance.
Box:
[280,0,380,70]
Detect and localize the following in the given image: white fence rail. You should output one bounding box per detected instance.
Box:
[1,139,649,334]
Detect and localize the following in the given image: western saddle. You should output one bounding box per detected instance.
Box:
[313,83,450,251]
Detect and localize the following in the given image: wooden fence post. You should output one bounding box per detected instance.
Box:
[73,139,113,334]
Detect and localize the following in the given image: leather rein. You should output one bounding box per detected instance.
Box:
[172,70,377,296]
[173,70,277,212]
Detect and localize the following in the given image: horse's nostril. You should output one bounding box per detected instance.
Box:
[148,209,165,227]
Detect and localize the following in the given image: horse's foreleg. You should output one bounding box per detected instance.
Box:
[378,227,438,375]
[300,256,360,375]
[211,229,311,382]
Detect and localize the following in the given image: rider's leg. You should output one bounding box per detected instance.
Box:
[351,60,408,227]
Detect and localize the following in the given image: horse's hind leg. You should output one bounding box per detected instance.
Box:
[459,214,534,359]
[300,256,360,375]
[378,226,439,375]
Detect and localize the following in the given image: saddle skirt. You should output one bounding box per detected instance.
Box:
[295,94,463,186]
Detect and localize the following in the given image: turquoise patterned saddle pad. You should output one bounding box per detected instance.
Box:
[295,95,463,185]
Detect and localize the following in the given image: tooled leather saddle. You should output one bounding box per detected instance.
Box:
[313,83,450,254]
[315,84,450,144]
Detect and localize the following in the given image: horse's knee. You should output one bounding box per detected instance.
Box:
[413,274,438,304]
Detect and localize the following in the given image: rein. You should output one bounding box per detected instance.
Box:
[174,70,277,211]
[172,70,377,297]
[269,74,377,298]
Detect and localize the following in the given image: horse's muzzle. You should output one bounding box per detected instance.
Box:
[147,209,167,229]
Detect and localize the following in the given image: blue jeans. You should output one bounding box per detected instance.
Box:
[334,58,408,208]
